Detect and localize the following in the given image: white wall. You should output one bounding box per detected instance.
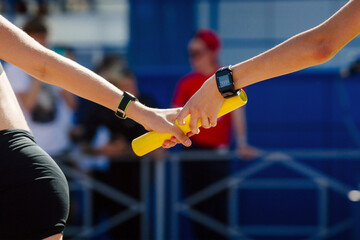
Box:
[10,6,129,47]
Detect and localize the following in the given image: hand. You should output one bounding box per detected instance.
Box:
[176,75,224,134]
[237,144,263,160]
[99,138,131,158]
[126,102,192,147]
[162,131,194,149]
[80,143,99,156]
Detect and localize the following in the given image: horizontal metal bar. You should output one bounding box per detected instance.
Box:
[71,209,139,239]
[184,160,274,206]
[236,179,318,189]
[238,225,318,236]
[281,149,360,160]
[181,207,252,240]
[170,149,360,161]
[282,160,353,196]
[60,164,142,208]
[307,218,354,240]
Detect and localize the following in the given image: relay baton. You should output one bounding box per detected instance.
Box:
[132,89,248,156]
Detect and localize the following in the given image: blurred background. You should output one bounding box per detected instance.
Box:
[1,0,360,239]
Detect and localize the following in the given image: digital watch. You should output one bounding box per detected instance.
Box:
[215,65,240,98]
[115,91,138,119]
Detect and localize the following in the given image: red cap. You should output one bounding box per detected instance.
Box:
[194,29,221,52]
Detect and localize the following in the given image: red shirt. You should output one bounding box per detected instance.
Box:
[172,72,232,148]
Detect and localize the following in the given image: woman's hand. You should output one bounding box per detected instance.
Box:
[176,75,224,135]
[126,102,192,148]
[99,138,132,158]
[237,144,263,160]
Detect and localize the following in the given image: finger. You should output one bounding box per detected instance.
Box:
[201,115,211,129]
[162,140,177,148]
[187,132,196,138]
[171,136,181,144]
[188,114,200,135]
[175,108,182,114]
[162,143,173,149]
[170,125,192,147]
[143,125,151,131]
[168,108,183,122]
[162,136,180,148]
[209,116,217,127]
[176,107,189,126]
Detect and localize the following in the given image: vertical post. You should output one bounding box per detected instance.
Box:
[155,158,165,240]
[170,153,181,240]
[353,184,360,240]
[228,184,239,240]
[317,179,328,239]
[83,178,93,233]
[141,157,151,240]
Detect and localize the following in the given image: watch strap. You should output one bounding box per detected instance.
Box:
[115,91,137,119]
[216,65,239,99]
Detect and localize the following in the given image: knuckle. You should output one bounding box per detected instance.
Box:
[194,106,202,114]
[189,121,196,130]
[188,105,200,115]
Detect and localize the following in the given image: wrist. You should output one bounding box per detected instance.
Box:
[125,100,149,125]
[237,136,248,147]
[215,65,240,98]
[204,75,223,100]
[231,64,247,90]
[115,91,138,119]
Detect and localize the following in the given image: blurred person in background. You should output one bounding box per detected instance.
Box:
[74,57,162,239]
[4,16,77,162]
[174,0,360,141]
[341,57,360,78]
[2,0,48,15]
[173,29,260,159]
[172,29,261,240]
[73,55,162,159]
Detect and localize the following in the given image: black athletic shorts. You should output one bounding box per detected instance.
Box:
[0,129,69,239]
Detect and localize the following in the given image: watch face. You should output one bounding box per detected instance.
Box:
[218,74,231,88]
[216,66,236,98]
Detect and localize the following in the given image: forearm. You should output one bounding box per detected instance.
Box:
[42,53,154,126]
[176,1,360,140]
[232,30,330,89]
[231,0,360,89]
[0,15,191,146]
[42,50,122,112]
[0,15,123,113]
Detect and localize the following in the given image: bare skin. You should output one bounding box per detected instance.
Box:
[43,233,63,240]
[176,0,360,137]
[165,36,261,157]
[0,15,190,146]
[0,15,188,240]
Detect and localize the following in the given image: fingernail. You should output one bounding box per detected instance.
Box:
[185,139,191,146]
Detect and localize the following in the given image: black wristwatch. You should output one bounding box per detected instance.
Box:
[115,91,138,119]
[215,65,240,98]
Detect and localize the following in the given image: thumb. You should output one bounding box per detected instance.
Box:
[176,107,189,126]
[170,125,192,147]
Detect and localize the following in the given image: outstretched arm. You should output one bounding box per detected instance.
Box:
[0,15,191,146]
[176,0,360,136]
